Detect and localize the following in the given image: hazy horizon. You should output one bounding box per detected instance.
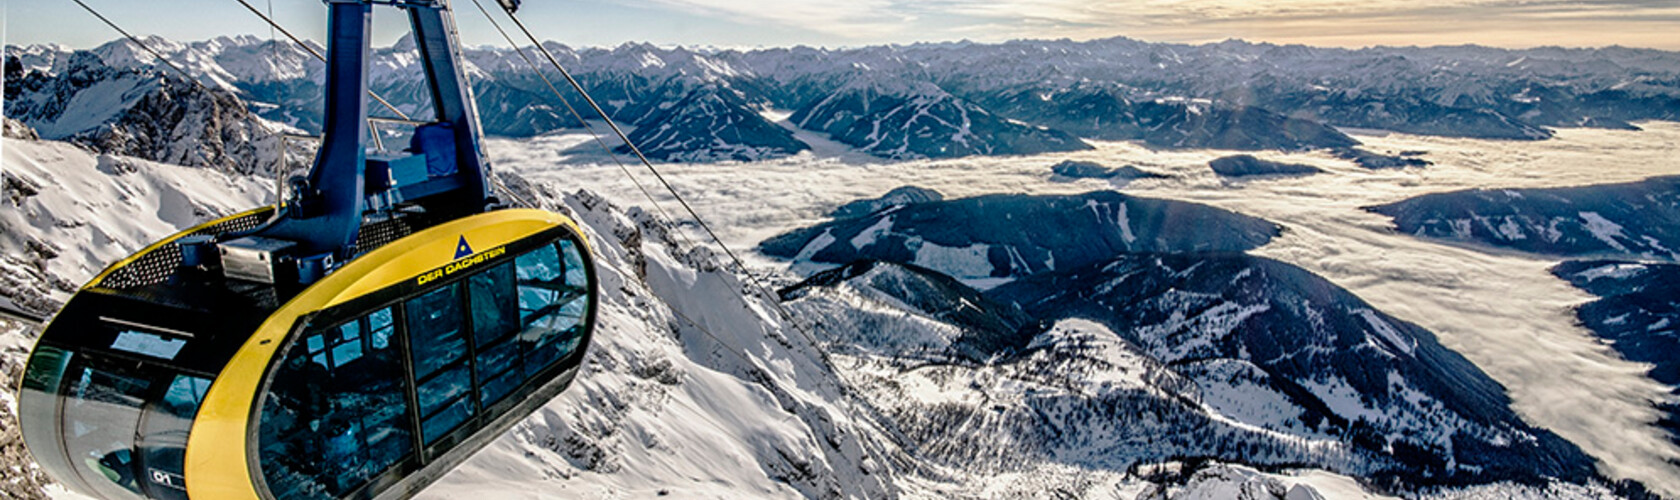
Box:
[9,31,1679,56]
[4,0,1678,53]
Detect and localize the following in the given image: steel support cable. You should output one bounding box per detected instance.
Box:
[465,0,826,370]
[227,0,413,121]
[484,2,832,357]
[67,0,213,93]
[470,11,892,479]
[464,0,682,223]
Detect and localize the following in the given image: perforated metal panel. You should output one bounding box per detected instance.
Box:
[354,213,430,256]
[99,209,443,291]
[100,209,274,290]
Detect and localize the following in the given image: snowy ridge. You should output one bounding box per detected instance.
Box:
[25,35,1675,162]
[0,137,272,314]
[789,75,1092,159]
[617,84,809,162]
[1367,176,1680,261]
[6,51,286,175]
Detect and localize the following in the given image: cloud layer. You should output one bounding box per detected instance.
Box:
[622,0,1680,49]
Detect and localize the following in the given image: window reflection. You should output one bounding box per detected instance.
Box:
[137,375,209,499]
[61,365,151,500]
[257,235,593,495]
[515,241,589,377]
[408,284,475,444]
[259,307,412,499]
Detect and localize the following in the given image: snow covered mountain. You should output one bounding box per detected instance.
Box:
[759,190,1279,280]
[979,82,1360,151]
[987,253,1596,488]
[16,35,1675,163]
[5,51,280,175]
[763,189,1602,491]
[789,76,1092,159]
[619,83,809,162]
[1365,176,1680,261]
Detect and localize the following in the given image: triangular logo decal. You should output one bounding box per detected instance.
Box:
[454,236,475,259]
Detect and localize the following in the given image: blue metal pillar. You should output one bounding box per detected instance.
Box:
[261,0,372,256]
[409,0,493,214]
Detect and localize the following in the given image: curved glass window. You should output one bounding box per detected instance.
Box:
[516,240,589,377]
[20,339,212,500]
[259,306,412,499]
[408,283,475,444]
[454,241,594,412]
[136,375,210,500]
[257,233,594,497]
[61,363,152,500]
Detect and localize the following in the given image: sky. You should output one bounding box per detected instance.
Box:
[2,0,1678,51]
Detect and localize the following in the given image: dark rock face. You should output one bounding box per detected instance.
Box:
[1050,160,1167,180]
[1552,260,1680,446]
[760,191,1279,279]
[790,78,1093,159]
[1208,155,1322,177]
[1366,176,1680,261]
[830,186,944,219]
[6,51,275,175]
[617,84,810,162]
[982,83,1361,151]
[984,253,1597,487]
[2,118,37,140]
[472,80,585,137]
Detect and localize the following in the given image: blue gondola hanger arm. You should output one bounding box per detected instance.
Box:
[251,0,494,272]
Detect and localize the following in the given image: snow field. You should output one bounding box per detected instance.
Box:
[489,120,1680,496]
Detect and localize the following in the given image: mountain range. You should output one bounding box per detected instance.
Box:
[8,35,1680,163]
[766,188,1613,493]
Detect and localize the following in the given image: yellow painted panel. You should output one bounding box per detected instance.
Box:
[184,209,586,499]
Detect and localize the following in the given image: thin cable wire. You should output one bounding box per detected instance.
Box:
[67,0,212,93]
[265,0,275,43]
[465,0,688,231]
[228,0,412,121]
[466,0,815,363]
[483,1,831,356]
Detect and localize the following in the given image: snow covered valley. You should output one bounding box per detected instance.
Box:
[485,120,1680,497]
[3,121,1679,499]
